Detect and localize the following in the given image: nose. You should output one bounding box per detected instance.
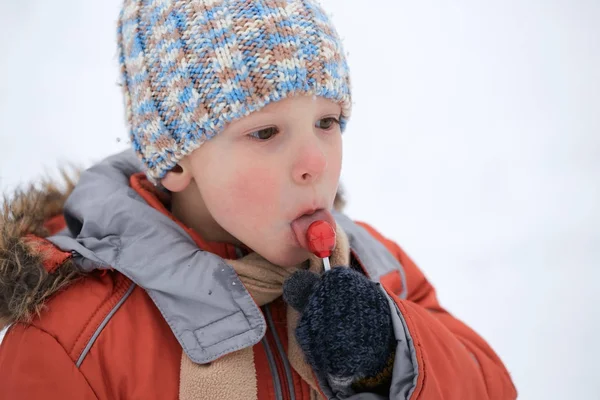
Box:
[292,137,328,185]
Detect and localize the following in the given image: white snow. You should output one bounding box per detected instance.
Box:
[1,1,599,398]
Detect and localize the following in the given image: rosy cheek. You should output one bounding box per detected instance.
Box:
[227,165,280,226]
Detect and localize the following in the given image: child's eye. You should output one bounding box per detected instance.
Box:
[316,117,340,130]
[248,127,279,141]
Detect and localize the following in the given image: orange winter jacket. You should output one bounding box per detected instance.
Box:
[0,152,516,399]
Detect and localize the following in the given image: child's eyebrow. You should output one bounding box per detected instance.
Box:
[223,114,271,133]
[320,107,343,117]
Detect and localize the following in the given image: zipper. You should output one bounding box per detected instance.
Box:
[236,248,291,400]
[264,304,296,400]
[262,335,284,400]
[262,304,297,400]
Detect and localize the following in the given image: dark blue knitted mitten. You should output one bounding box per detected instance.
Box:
[283,267,396,395]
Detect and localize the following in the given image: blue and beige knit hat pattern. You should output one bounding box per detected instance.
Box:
[117,0,352,182]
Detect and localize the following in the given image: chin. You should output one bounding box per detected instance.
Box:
[263,247,309,268]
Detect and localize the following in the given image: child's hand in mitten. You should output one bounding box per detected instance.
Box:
[283,267,396,396]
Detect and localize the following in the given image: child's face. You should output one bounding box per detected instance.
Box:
[182,95,343,267]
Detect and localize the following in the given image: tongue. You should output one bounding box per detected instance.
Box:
[291,209,337,252]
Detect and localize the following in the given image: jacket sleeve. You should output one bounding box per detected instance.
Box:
[360,223,517,400]
[0,323,98,400]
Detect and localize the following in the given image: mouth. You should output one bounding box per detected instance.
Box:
[290,207,337,250]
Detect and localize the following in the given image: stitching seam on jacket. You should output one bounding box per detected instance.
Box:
[76,282,136,367]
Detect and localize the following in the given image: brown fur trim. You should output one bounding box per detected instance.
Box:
[0,170,82,328]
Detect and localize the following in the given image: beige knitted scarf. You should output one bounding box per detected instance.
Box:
[179,227,350,400]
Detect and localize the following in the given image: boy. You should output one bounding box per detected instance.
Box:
[0,0,516,398]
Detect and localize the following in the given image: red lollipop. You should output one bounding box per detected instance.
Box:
[307,221,336,270]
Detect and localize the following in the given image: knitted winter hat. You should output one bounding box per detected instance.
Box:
[117,0,352,183]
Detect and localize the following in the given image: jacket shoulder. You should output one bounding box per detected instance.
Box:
[1,269,181,399]
[355,221,397,249]
[0,269,136,398]
[0,321,98,399]
[21,270,135,364]
[354,220,418,271]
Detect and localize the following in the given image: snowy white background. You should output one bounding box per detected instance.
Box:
[1,0,599,398]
